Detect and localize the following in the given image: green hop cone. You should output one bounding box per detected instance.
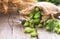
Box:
[31,28,37,32]
[35,6,40,12]
[43,22,48,26]
[46,0,49,2]
[46,19,51,24]
[38,24,43,28]
[34,19,40,24]
[30,19,34,23]
[54,21,59,28]
[46,26,50,31]
[34,11,40,19]
[51,0,60,4]
[46,19,54,24]
[54,27,58,32]
[55,25,59,28]
[40,10,44,15]
[30,23,34,28]
[24,21,29,27]
[59,25,60,28]
[57,29,60,34]
[24,27,32,33]
[29,12,34,19]
[31,31,38,37]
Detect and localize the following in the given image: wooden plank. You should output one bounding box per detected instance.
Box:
[10,12,31,39]
[0,14,12,39]
[53,33,60,39]
[1,11,60,39]
[13,24,31,39]
[37,28,60,39]
[9,12,37,39]
[0,13,31,39]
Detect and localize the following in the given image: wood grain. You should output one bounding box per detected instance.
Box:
[0,12,37,39]
[0,9,60,39]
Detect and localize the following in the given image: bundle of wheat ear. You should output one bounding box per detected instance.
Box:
[20,2,60,23]
[0,0,37,14]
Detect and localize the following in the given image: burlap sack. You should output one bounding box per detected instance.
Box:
[20,2,60,22]
[0,0,37,14]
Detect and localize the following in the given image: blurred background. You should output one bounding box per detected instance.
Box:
[38,0,60,4]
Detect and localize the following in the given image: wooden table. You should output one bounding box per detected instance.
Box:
[0,11,60,39]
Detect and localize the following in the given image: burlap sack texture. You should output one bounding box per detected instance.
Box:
[20,2,60,23]
[0,0,37,14]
